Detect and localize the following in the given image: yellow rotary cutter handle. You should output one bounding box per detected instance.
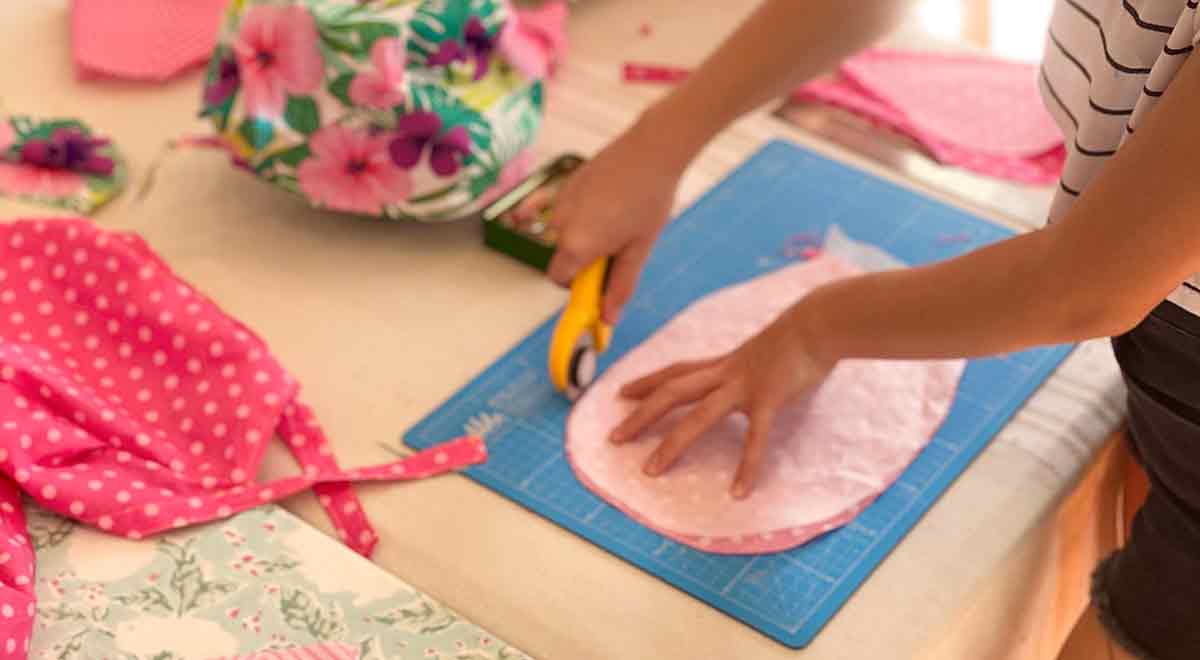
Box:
[549,256,614,400]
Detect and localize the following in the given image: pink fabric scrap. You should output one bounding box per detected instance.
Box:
[792,48,1066,184]
[501,0,570,79]
[71,0,230,82]
[0,217,486,658]
[207,642,358,660]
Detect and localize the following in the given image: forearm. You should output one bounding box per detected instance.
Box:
[792,230,1089,363]
[791,49,1200,365]
[638,0,917,168]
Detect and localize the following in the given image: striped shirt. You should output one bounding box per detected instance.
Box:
[1041,0,1200,313]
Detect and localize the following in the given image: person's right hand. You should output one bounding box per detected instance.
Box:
[520,121,686,324]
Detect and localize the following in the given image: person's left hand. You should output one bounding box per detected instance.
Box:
[608,306,834,498]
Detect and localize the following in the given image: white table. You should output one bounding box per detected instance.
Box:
[0,3,1127,658]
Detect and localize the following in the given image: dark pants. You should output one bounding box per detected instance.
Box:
[1096,301,1200,659]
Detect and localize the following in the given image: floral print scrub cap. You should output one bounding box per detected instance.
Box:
[200,0,550,222]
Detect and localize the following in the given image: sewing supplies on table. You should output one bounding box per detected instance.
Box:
[409,140,1074,648]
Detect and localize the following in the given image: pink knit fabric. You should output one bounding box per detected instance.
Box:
[792,48,1066,184]
[71,0,229,82]
[0,217,486,659]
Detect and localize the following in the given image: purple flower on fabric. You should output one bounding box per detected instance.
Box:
[204,53,241,107]
[426,16,497,81]
[19,128,114,177]
[389,112,472,177]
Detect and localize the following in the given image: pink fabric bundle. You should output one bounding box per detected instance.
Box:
[0,218,485,658]
[71,0,230,82]
[792,48,1066,184]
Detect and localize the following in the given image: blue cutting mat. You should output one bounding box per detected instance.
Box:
[406,139,1073,648]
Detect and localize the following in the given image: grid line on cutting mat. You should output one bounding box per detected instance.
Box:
[406,140,1073,648]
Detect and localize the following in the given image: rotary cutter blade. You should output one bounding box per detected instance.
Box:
[549,256,613,400]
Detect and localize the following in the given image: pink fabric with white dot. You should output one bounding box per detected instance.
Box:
[792,48,1067,185]
[0,217,486,658]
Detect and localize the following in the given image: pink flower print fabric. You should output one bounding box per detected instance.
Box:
[0,217,486,659]
[792,48,1067,185]
[71,0,230,82]
[232,4,325,117]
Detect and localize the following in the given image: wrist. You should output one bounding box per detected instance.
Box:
[632,94,720,173]
[785,287,843,371]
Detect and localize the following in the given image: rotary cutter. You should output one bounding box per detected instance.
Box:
[549,256,613,400]
[475,153,610,400]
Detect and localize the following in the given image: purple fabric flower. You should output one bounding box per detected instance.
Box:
[388,112,472,177]
[426,16,497,81]
[20,128,114,177]
[203,53,241,107]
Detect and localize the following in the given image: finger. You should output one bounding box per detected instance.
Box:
[732,404,778,499]
[610,367,722,445]
[644,386,738,477]
[602,241,652,325]
[620,357,723,400]
[512,186,556,222]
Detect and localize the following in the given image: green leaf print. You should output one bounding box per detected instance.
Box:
[407,83,492,163]
[315,3,401,58]
[406,0,506,66]
[371,596,458,635]
[238,118,274,151]
[284,96,321,135]
[352,21,402,53]
[329,72,357,107]
[279,587,348,640]
[112,586,173,615]
[27,511,76,551]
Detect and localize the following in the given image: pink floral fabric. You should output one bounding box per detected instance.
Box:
[232,4,324,117]
[0,217,486,659]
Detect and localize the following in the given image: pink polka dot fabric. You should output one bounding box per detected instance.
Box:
[792,48,1066,185]
[71,0,229,82]
[0,217,486,658]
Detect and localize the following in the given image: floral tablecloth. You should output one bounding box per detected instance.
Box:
[26,504,530,660]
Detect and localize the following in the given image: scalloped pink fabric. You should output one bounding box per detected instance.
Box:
[792,48,1066,184]
[71,0,229,82]
[567,255,964,555]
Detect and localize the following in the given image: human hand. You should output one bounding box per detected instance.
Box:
[608,307,833,498]
[517,120,684,324]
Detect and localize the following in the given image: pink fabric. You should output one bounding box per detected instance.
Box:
[208,641,358,660]
[0,217,486,658]
[792,48,1066,184]
[567,255,964,555]
[71,0,229,82]
[500,0,570,79]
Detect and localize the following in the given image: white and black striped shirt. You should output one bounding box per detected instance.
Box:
[1041,0,1200,313]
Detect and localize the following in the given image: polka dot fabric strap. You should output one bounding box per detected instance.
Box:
[0,217,486,565]
[0,479,32,660]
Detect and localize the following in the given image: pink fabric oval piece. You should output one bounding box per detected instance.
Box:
[566,255,965,554]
